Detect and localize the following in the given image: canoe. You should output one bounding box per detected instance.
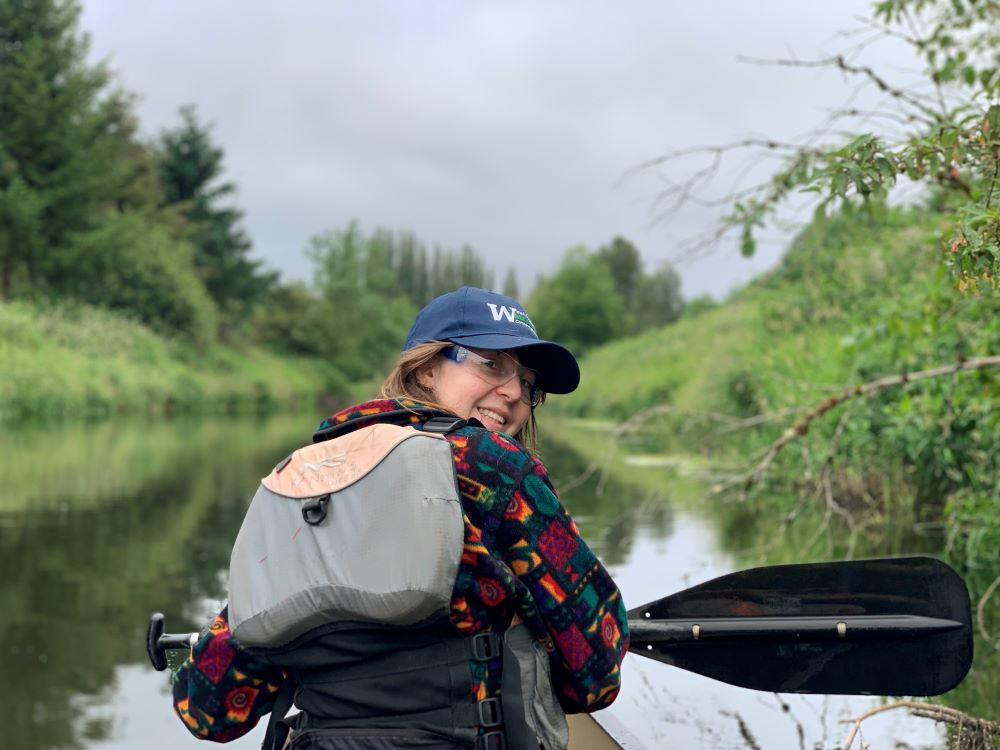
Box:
[567,712,647,750]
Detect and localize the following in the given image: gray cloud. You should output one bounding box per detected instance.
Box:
[81,0,919,298]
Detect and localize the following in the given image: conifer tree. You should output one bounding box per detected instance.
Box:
[158,106,276,332]
[0,0,134,296]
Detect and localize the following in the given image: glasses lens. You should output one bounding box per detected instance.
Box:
[448,347,542,407]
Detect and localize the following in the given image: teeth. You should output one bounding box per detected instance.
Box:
[478,407,505,424]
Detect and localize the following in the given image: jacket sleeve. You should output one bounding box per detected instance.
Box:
[172,607,286,742]
[499,453,630,713]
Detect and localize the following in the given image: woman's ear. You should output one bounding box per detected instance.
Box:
[414,358,439,392]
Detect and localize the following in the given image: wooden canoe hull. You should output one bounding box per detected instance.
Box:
[567,712,647,750]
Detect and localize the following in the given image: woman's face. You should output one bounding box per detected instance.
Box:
[417,347,532,436]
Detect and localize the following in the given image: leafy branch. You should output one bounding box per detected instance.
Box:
[641,0,1000,290]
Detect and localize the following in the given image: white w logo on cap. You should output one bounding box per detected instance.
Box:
[486,303,536,332]
[487,303,517,323]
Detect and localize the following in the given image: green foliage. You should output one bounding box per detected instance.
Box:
[296,221,513,381]
[0,0,139,295]
[529,237,685,356]
[597,236,643,302]
[0,299,334,422]
[0,1,259,346]
[251,281,328,357]
[501,266,520,299]
[633,261,684,330]
[157,106,277,335]
[529,246,630,355]
[681,294,719,319]
[698,1,1000,291]
[596,236,685,333]
[306,224,418,380]
[559,203,999,718]
[53,211,218,342]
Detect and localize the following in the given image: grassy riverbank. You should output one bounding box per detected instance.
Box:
[0,300,340,422]
[552,204,999,721]
[556,205,999,570]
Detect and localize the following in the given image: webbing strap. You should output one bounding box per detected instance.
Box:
[498,634,541,750]
[261,677,296,750]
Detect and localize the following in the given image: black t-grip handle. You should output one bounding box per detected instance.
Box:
[146,613,198,671]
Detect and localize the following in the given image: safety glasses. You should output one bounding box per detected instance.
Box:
[442,346,543,407]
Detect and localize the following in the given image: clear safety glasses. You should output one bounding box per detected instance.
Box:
[442,346,543,407]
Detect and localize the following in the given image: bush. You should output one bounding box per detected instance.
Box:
[53,212,218,343]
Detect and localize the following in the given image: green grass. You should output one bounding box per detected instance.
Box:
[0,300,340,422]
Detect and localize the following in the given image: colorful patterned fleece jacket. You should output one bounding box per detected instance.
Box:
[172,398,629,742]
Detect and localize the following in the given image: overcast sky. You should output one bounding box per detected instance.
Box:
[79,1,920,299]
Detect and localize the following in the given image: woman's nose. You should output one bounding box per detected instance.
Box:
[494,375,520,401]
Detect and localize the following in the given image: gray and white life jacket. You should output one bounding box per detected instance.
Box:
[226,413,568,750]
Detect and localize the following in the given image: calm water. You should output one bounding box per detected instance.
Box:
[0,413,945,750]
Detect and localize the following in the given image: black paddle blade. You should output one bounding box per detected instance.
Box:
[626,557,972,695]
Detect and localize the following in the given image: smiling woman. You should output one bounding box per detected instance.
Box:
[170,287,628,750]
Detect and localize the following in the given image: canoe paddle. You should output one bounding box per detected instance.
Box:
[627,556,971,695]
[147,556,972,696]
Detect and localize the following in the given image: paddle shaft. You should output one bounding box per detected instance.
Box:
[628,614,964,644]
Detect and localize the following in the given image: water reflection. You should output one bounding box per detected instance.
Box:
[0,414,314,750]
[0,416,952,749]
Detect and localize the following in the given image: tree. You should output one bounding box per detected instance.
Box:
[502,267,520,299]
[529,247,629,355]
[0,0,138,297]
[641,0,1000,293]
[157,106,277,333]
[634,262,684,330]
[597,236,643,302]
[60,211,217,342]
[307,223,417,379]
[250,282,327,358]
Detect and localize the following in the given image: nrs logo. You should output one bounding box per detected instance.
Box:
[486,303,536,333]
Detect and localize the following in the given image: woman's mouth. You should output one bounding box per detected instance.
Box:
[477,407,506,426]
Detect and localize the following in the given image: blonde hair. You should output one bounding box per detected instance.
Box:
[378,341,543,451]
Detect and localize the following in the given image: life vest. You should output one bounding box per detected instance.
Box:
[226,411,568,750]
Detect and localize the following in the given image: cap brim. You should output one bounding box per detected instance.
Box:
[447,333,580,394]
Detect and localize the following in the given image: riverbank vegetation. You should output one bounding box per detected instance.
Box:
[552,0,1000,726]
[1,1,688,422]
[554,183,999,725]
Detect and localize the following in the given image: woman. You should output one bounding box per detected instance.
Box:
[173,287,629,749]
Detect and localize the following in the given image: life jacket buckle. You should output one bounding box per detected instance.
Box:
[301,494,330,526]
[476,697,504,728]
[472,631,501,661]
[420,416,467,434]
[474,730,508,750]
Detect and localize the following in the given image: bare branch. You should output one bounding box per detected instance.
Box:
[978,574,1000,649]
[628,138,824,175]
[736,54,941,124]
[841,700,1000,750]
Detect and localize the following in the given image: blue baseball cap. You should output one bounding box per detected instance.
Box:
[403,287,580,394]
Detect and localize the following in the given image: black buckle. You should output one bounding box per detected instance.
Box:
[301,494,330,525]
[420,416,467,434]
[474,730,507,750]
[476,697,503,728]
[472,631,500,661]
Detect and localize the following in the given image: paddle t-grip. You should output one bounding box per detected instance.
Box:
[146,612,198,672]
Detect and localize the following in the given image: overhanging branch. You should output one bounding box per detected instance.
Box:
[742,355,1000,492]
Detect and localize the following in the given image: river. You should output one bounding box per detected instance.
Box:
[0,412,946,749]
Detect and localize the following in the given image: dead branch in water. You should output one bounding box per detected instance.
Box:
[841,700,1000,750]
